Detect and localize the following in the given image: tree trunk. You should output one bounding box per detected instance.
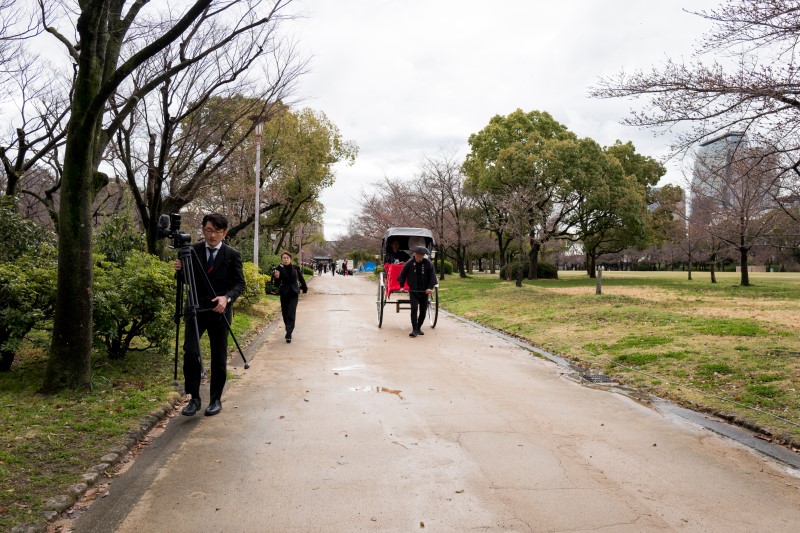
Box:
[457,248,467,278]
[43,123,97,392]
[42,6,108,392]
[710,255,717,284]
[739,247,750,286]
[529,241,540,280]
[687,252,693,281]
[587,253,596,278]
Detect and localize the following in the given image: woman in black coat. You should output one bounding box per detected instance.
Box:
[272,251,308,343]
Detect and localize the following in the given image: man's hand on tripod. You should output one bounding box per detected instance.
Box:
[173,259,183,271]
[211,296,228,314]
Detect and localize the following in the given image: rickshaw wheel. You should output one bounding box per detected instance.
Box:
[377,272,385,328]
[428,285,439,328]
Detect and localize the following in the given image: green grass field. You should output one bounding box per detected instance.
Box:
[442,270,800,442]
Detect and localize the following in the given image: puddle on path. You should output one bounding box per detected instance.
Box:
[349,385,404,399]
[332,364,365,372]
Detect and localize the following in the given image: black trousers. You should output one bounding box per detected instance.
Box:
[280,291,299,336]
[183,308,230,403]
[409,292,429,330]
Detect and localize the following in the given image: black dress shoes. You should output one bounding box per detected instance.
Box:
[205,399,222,416]
[409,331,417,337]
[181,398,201,416]
[416,329,424,335]
[285,334,292,343]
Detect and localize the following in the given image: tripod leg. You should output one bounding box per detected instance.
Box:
[173,276,184,386]
[220,313,250,369]
[176,247,205,398]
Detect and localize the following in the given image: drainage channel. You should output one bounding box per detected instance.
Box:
[443,310,800,471]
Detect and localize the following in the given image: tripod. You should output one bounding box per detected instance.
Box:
[172,244,249,388]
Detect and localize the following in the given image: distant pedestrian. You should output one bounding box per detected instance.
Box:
[397,246,437,338]
[272,251,308,343]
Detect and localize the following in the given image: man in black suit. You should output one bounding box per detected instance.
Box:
[174,213,245,417]
[273,251,308,343]
[397,246,437,338]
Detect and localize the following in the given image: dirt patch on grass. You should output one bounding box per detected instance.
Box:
[545,285,676,301]
[545,285,798,329]
[686,303,800,329]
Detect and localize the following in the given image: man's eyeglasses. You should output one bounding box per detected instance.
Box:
[203,227,225,235]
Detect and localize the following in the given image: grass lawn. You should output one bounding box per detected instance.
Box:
[441,270,800,442]
[0,297,280,531]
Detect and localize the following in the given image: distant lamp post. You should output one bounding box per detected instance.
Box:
[252,118,264,267]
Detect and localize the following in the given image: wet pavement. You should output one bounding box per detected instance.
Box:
[69,274,800,532]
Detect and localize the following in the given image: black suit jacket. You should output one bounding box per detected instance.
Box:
[275,264,308,296]
[397,257,437,292]
[191,242,245,308]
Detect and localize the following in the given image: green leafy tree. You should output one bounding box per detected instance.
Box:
[463,109,578,280]
[573,141,665,277]
[254,108,357,253]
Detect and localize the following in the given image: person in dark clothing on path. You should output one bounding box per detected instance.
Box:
[273,251,308,343]
[173,213,245,417]
[396,245,437,337]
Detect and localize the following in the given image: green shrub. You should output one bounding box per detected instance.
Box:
[93,251,174,359]
[439,259,453,275]
[0,251,58,371]
[302,265,314,277]
[499,261,558,280]
[537,262,558,279]
[0,196,55,262]
[95,211,145,264]
[239,262,269,309]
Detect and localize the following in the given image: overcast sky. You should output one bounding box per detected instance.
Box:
[283,0,719,240]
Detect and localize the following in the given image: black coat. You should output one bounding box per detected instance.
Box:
[190,242,246,307]
[396,257,437,292]
[275,264,308,296]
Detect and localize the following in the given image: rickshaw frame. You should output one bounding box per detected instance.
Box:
[376,227,439,329]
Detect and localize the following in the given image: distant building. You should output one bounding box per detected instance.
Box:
[691,131,747,212]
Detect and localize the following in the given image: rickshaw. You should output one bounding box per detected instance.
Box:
[376,227,439,329]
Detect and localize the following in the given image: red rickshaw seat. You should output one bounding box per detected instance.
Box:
[384,263,408,295]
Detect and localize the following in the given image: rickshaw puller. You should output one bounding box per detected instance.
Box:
[396,246,437,338]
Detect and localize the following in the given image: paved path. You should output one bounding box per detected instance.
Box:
[71,274,800,532]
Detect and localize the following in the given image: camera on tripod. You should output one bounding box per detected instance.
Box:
[157,213,192,248]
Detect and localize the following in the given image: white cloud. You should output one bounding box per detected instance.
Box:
[285,0,719,239]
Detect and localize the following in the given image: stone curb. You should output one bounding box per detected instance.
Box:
[10,392,183,533]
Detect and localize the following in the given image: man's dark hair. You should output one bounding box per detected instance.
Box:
[202,213,229,230]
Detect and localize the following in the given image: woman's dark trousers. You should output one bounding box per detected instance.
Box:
[280,292,299,336]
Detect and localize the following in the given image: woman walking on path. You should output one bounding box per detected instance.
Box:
[272,251,307,343]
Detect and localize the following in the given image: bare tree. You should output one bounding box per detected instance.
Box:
[691,146,782,285]
[591,0,800,216]
[108,20,305,254]
[414,151,477,278]
[38,0,300,392]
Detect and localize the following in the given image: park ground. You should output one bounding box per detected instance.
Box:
[2,269,800,530]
